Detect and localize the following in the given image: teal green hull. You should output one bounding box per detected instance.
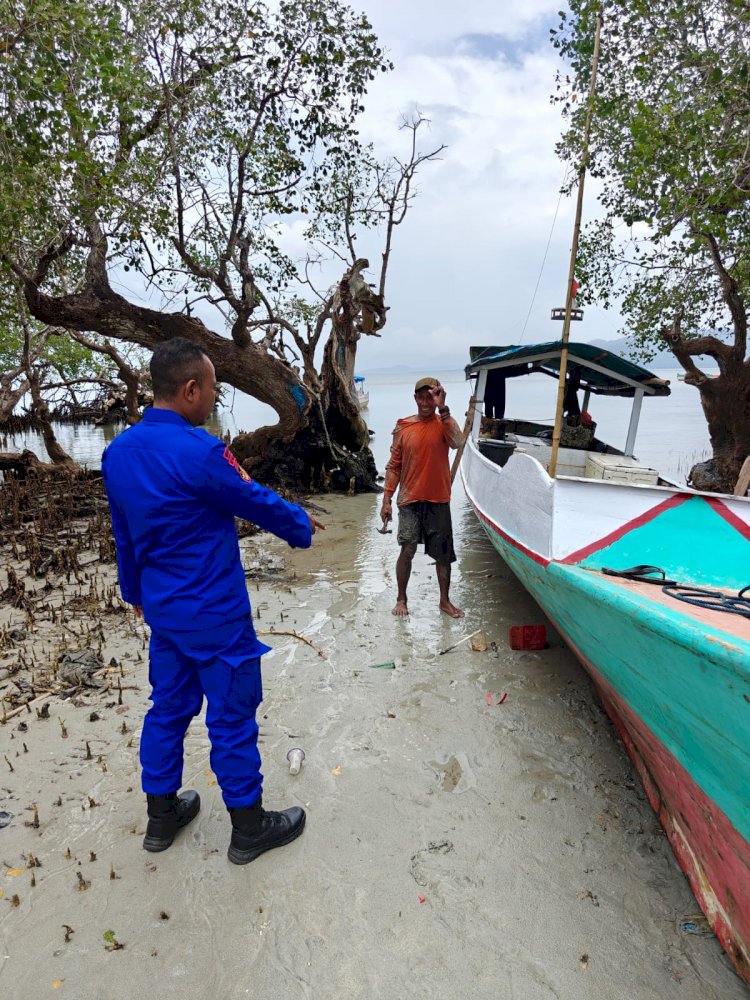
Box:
[476,512,750,978]
[463,346,750,980]
[576,493,750,591]
[481,519,750,846]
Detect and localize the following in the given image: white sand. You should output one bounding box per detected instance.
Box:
[0,493,746,999]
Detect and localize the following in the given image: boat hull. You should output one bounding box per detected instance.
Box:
[462,438,750,985]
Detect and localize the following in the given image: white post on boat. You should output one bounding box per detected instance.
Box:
[472,369,487,439]
[623,388,644,457]
[549,13,603,479]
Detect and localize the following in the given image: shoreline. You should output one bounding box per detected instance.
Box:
[0,492,745,999]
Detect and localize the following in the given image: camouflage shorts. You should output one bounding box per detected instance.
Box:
[397,501,456,565]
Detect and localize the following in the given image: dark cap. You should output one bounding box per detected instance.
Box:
[414,377,440,392]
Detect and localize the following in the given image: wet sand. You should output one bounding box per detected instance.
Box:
[0,493,747,999]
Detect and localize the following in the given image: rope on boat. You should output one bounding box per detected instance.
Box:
[662,584,750,619]
[601,565,750,618]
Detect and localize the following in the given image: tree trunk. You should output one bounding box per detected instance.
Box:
[25,282,313,455]
[24,267,380,491]
[124,371,141,424]
[320,270,370,452]
[233,354,379,492]
[28,374,80,472]
[0,449,71,478]
[688,368,750,493]
[0,375,30,424]
[229,267,379,491]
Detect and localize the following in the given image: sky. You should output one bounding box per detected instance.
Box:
[109,1,620,375]
[325,0,624,373]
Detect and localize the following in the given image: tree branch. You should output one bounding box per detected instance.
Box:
[66,331,145,424]
[700,230,748,360]
[660,310,732,378]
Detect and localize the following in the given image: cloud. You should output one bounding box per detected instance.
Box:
[364,0,561,51]
[343,1,590,371]
[107,1,592,377]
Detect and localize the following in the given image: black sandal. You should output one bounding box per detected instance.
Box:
[601,564,677,586]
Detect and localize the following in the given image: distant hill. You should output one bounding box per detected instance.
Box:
[359,336,725,376]
[587,337,719,369]
[358,363,458,376]
[357,364,414,375]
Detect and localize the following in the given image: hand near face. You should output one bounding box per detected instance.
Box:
[430,384,447,409]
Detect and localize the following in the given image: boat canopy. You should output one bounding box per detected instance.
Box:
[354,375,366,383]
[466,342,670,398]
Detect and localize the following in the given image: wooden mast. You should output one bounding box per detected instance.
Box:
[548,13,603,479]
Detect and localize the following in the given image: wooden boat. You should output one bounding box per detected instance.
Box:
[354,375,369,410]
[461,340,750,985]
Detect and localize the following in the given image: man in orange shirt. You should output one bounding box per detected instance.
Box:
[380,377,465,618]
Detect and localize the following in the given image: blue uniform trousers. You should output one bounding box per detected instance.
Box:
[140,619,265,809]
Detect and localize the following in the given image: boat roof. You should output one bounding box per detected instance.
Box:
[466,341,671,397]
[354,375,365,383]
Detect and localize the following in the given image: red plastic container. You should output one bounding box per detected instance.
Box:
[509,625,547,650]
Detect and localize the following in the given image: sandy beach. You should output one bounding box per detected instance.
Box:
[0,491,746,999]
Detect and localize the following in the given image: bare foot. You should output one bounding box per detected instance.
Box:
[440,600,465,619]
[392,600,409,617]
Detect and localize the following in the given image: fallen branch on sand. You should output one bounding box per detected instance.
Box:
[1,692,54,723]
[257,629,326,658]
[438,629,483,656]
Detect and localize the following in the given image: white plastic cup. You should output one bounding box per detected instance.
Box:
[287,747,305,775]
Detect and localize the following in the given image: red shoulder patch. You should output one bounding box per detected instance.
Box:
[223,446,252,482]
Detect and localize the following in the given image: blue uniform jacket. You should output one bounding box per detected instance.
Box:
[101,408,312,635]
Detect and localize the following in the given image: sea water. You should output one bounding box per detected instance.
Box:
[3,369,709,486]
[350,371,711,485]
[203,369,711,486]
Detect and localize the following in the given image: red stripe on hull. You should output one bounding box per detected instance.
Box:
[705,495,750,543]
[559,627,750,985]
[561,492,691,565]
[461,471,550,566]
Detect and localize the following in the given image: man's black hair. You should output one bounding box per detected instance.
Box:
[150,338,210,399]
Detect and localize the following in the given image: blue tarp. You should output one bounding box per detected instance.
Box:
[466,341,670,397]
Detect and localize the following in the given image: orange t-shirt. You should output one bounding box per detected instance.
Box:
[383,414,463,506]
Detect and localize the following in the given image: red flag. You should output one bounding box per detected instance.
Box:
[571,278,580,299]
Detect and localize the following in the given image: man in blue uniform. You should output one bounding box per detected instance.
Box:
[102,338,324,865]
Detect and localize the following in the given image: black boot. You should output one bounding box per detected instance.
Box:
[143,791,200,852]
[227,798,305,865]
